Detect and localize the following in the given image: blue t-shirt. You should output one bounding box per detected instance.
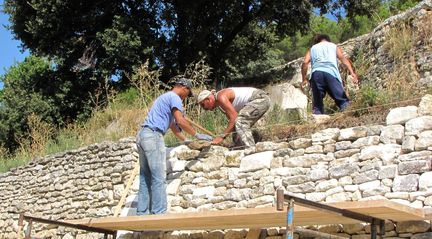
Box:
[143,91,183,134]
[310,41,342,82]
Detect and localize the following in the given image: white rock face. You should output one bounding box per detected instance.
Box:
[418,94,432,116]
[267,82,308,119]
[405,116,432,135]
[239,151,274,172]
[386,106,418,125]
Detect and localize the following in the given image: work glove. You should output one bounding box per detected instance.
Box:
[194,133,213,141]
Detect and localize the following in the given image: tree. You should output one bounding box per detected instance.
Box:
[4,0,381,85]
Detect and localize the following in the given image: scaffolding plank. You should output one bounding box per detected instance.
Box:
[67,200,426,232]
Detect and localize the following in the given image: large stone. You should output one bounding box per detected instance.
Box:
[398,160,431,175]
[284,154,333,167]
[418,94,432,116]
[353,170,379,184]
[378,165,397,179]
[350,136,380,149]
[419,172,432,190]
[386,106,418,125]
[412,232,432,239]
[311,128,340,142]
[415,130,432,150]
[396,221,431,233]
[380,125,405,144]
[393,174,420,192]
[405,116,432,135]
[401,136,416,153]
[329,163,360,179]
[307,169,329,181]
[359,144,401,162]
[338,127,368,141]
[166,179,182,195]
[315,179,338,192]
[267,82,308,119]
[256,142,289,152]
[398,151,432,161]
[289,138,312,149]
[239,151,274,173]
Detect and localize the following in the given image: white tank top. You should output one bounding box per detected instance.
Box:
[229,87,256,112]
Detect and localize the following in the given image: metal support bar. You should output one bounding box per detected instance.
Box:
[379,220,385,239]
[286,199,294,239]
[282,193,385,239]
[20,214,116,237]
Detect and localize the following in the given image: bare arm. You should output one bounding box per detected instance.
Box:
[301,50,311,91]
[172,108,196,137]
[336,47,358,85]
[211,93,238,145]
[170,122,186,141]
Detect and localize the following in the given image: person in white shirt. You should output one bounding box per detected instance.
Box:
[197,87,270,147]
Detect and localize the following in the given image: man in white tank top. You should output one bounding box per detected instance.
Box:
[197,87,270,147]
[301,34,358,114]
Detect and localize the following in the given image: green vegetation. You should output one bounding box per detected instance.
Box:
[0,0,425,172]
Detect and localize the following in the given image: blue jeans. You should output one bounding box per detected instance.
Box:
[310,71,350,114]
[136,127,167,215]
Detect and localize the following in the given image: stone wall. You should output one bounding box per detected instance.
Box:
[1,95,431,239]
[0,139,137,238]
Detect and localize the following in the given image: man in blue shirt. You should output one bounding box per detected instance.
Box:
[136,78,212,215]
[301,34,358,114]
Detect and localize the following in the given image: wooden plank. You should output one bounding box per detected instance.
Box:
[67,200,427,232]
[113,163,139,217]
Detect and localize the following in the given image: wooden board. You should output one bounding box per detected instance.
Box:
[68,200,426,232]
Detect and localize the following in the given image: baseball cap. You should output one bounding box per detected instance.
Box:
[197,90,212,103]
[176,78,193,97]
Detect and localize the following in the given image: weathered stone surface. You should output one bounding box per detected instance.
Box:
[256,142,289,152]
[284,154,333,167]
[359,144,401,162]
[315,179,338,192]
[329,163,360,179]
[393,174,420,192]
[350,136,380,149]
[419,172,432,190]
[418,94,432,116]
[378,165,397,179]
[239,151,274,173]
[380,125,405,144]
[307,169,329,181]
[412,232,432,239]
[401,136,416,153]
[386,106,418,125]
[289,138,312,149]
[311,128,340,142]
[398,160,431,175]
[338,127,368,141]
[353,170,379,184]
[405,116,432,135]
[396,221,431,233]
[398,151,432,162]
[415,130,432,150]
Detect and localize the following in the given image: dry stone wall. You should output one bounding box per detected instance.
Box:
[1,95,431,239]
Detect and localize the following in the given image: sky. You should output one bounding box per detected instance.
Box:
[0,0,30,88]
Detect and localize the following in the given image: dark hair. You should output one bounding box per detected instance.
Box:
[313,34,331,45]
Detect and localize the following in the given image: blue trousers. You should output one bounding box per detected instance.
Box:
[310,71,350,114]
[136,127,167,215]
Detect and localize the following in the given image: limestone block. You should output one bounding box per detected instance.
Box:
[398,151,432,161]
[385,192,410,200]
[393,174,420,192]
[282,175,308,185]
[398,160,431,175]
[402,135,417,153]
[359,180,380,191]
[353,170,379,184]
[256,141,289,152]
[415,130,432,150]
[274,148,293,157]
[338,127,368,141]
[267,82,308,118]
[335,141,351,150]
[305,192,326,202]
[316,179,338,192]
[284,154,332,167]
[366,125,384,136]
[304,145,323,154]
[270,167,309,177]
[350,136,380,149]
[239,151,274,173]
[286,182,315,193]
[343,223,365,234]
[334,149,360,159]
[359,144,401,162]
[378,165,397,179]
[380,125,405,144]
[201,156,225,172]
[396,221,431,233]
[224,150,244,167]
[419,172,432,190]
[312,128,340,142]
[167,179,182,195]
[311,114,331,124]
[386,106,418,125]
[288,138,312,149]
[405,116,432,135]
[418,94,432,116]
[329,163,360,178]
[307,169,329,181]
